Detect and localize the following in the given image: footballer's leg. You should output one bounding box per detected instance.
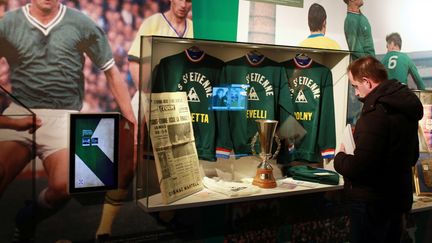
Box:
[0,141,32,197]
[14,149,70,242]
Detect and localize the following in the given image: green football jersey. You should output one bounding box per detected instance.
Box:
[155,51,224,161]
[280,58,336,163]
[0,4,114,110]
[381,51,425,90]
[344,11,375,60]
[217,55,293,156]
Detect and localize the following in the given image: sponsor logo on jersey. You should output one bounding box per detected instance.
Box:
[187,87,200,102]
[290,76,320,100]
[295,90,308,103]
[246,73,274,96]
[180,72,213,100]
[248,87,259,101]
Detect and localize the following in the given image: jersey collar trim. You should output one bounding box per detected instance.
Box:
[294,56,313,68]
[347,10,361,15]
[161,13,187,37]
[23,4,66,36]
[308,33,325,39]
[245,54,265,66]
[100,58,115,72]
[185,50,205,63]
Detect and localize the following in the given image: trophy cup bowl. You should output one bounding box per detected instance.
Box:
[251,120,280,188]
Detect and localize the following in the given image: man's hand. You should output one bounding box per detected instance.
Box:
[1,116,42,133]
[339,143,346,154]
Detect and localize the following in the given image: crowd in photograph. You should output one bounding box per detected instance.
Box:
[0,0,172,112]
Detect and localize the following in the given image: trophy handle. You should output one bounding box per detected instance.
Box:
[251,132,259,155]
[250,132,281,160]
[271,134,281,160]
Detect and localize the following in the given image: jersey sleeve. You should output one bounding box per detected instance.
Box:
[344,17,364,59]
[153,59,166,93]
[318,68,336,159]
[81,22,114,72]
[359,17,375,57]
[408,59,426,90]
[215,65,233,158]
[278,66,294,115]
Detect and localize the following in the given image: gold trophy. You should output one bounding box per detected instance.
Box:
[251,120,281,188]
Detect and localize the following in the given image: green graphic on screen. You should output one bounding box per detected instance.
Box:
[74,117,115,188]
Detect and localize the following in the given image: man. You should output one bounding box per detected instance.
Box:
[381,32,426,90]
[299,3,340,50]
[213,88,227,107]
[95,0,193,239]
[334,56,423,242]
[0,0,136,241]
[343,0,375,60]
[128,0,193,96]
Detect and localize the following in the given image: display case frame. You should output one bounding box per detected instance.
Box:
[135,36,350,212]
[0,86,38,200]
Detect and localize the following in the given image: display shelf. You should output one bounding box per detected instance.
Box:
[137,178,343,212]
[412,195,432,213]
[136,36,350,211]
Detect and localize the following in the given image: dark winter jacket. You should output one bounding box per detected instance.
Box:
[334,79,423,212]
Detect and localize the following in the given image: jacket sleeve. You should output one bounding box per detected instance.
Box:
[334,111,389,182]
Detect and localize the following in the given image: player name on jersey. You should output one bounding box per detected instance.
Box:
[246,109,267,119]
[191,113,209,123]
[294,111,313,121]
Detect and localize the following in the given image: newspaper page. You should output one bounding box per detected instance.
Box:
[149,92,203,204]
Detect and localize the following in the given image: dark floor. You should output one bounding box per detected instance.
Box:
[0,178,190,243]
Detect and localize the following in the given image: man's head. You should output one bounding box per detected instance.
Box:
[216,89,225,97]
[31,0,60,13]
[386,32,402,51]
[348,56,388,99]
[308,3,326,33]
[170,0,192,19]
[344,0,364,8]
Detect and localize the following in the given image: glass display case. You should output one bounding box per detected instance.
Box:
[0,85,37,199]
[135,36,350,212]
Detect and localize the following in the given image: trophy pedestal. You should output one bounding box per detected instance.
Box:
[252,168,277,188]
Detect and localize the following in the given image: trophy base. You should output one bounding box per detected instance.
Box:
[252,168,277,188]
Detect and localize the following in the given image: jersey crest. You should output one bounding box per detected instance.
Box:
[248,87,259,101]
[295,90,308,103]
[187,87,200,102]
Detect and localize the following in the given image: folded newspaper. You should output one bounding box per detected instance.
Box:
[202,177,261,197]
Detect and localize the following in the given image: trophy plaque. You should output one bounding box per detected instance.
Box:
[251,120,281,188]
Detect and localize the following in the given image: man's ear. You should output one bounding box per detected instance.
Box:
[362,77,372,88]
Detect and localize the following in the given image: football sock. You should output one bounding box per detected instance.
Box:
[96,189,128,237]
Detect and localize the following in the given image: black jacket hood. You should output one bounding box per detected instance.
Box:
[362,79,423,121]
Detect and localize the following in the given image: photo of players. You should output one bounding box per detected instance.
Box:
[157,151,171,179]
[167,122,192,145]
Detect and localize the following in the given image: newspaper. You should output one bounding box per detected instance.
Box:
[341,124,355,155]
[149,92,203,204]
